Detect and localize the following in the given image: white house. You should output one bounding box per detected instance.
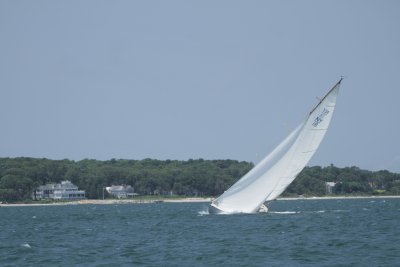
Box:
[105,185,137,198]
[35,180,85,200]
[325,182,336,194]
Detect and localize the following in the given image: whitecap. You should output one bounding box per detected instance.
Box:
[21,243,31,248]
[32,216,36,219]
[332,209,349,213]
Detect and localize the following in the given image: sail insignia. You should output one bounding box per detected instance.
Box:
[312,108,330,127]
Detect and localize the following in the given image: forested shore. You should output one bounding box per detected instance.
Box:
[1,157,399,202]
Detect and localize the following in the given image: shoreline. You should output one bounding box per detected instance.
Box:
[1,195,400,207]
[0,197,214,207]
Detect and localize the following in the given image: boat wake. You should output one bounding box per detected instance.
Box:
[269,211,299,215]
[197,209,210,216]
[270,209,350,215]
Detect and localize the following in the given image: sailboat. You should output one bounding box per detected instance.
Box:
[209,79,342,214]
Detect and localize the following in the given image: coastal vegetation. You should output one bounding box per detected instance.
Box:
[0,157,399,202]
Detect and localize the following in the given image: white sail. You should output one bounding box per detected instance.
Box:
[210,79,342,214]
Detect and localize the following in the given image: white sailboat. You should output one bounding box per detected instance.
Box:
[209,79,342,214]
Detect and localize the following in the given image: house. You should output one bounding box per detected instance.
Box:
[105,185,137,198]
[325,182,336,194]
[35,180,85,200]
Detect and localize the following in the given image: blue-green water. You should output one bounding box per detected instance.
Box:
[1,198,399,266]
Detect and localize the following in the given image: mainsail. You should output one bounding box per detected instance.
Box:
[210,79,342,214]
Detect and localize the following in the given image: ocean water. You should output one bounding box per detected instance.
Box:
[1,198,399,267]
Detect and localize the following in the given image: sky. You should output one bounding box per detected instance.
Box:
[0,1,399,172]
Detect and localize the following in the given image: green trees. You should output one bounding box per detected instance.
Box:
[284,165,400,196]
[0,174,33,201]
[0,157,253,201]
[0,157,399,202]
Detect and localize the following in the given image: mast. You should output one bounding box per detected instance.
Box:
[309,78,342,115]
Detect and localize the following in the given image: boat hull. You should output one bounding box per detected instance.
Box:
[209,202,270,214]
[208,203,224,214]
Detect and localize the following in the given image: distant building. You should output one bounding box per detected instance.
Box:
[105,185,137,198]
[325,182,336,194]
[35,180,85,200]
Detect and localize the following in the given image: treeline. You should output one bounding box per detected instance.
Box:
[0,157,399,202]
[285,165,400,196]
[0,157,252,201]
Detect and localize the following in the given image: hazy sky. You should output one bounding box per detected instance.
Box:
[1,1,399,172]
